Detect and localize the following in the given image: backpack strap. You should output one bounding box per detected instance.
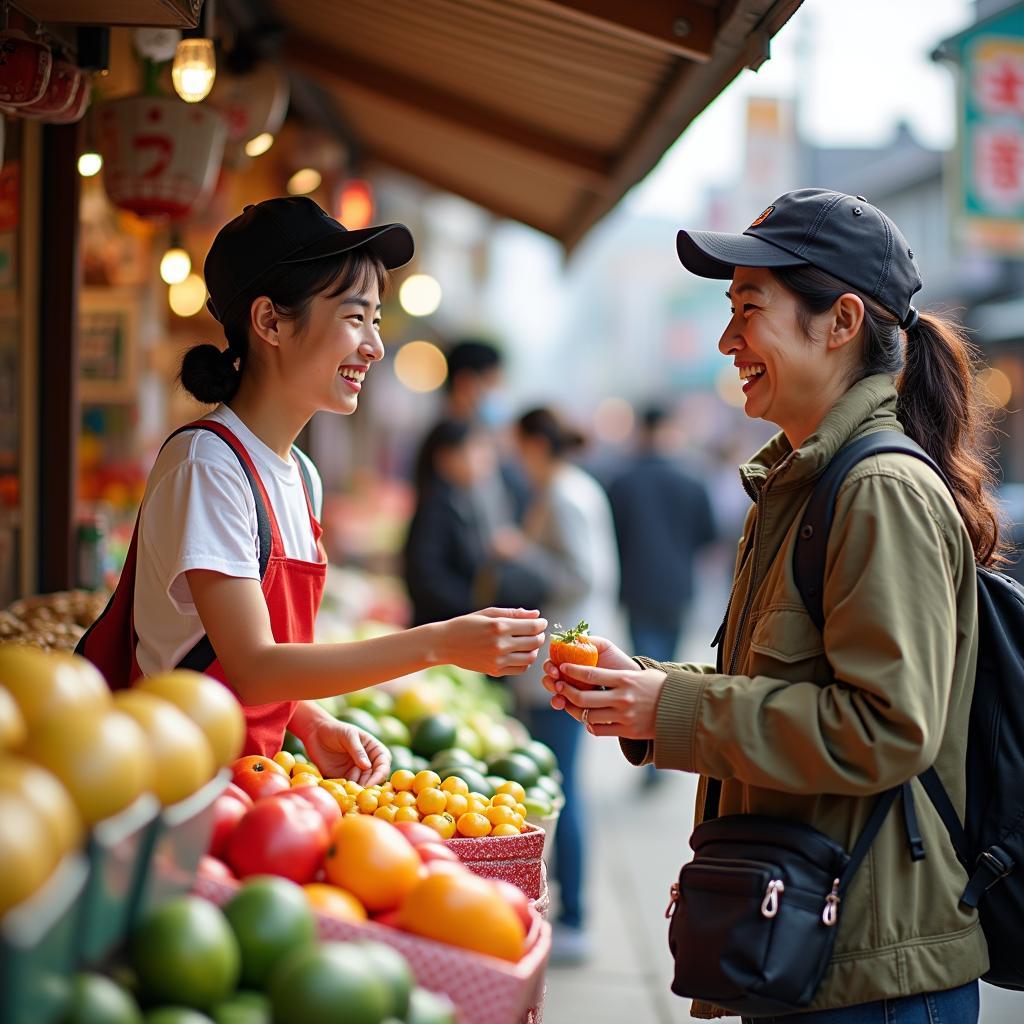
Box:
[164,420,276,672]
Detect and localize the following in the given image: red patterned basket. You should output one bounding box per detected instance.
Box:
[195,875,550,1024]
[444,823,546,900]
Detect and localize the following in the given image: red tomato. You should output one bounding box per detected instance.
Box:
[222,781,253,808]
[226,791,329,884]
[208,792,248,858]
[416,842,459,864]
[392,820,442,848]
[492,878,532,933]
[275,786,341,829]
[231,755,290,802]
[423,860,464,878]
[198,854,236,882]
[372,908,405,929]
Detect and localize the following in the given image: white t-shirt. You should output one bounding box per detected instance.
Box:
[134,404,323,676]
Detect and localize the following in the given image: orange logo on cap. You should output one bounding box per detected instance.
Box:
[750,205,774,228]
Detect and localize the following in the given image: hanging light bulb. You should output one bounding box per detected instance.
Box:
[172,38,216,103]
[78,151,103,177]
[171,0,217,103]
[160,244,191,285]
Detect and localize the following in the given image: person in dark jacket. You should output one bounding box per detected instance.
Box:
[403,419,545,626]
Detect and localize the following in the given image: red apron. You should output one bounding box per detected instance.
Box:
[76,419,327,757]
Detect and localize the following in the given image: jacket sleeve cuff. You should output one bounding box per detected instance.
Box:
[619,737,653,766]
[652,667,707,773]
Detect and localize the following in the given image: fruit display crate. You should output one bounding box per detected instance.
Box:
[444,822,546,900]
[0,853,90,1024]
[194,875,551,1024]
[132,768,230,922]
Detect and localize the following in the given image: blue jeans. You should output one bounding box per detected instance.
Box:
[524,706,585,928]
[630,618,683,783]
[741,980,979,1024]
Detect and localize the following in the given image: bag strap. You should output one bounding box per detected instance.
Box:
[166,421,275,672]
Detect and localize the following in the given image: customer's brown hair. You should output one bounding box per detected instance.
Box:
[773,265,1008,567]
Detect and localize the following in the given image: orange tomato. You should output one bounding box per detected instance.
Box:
[412,770,441,794]
[421,813,456,840]
[390,770,416,792]
[394,806,421,823]
[444,792,469,818]
[324,815,422,912]
[416,787,447,816]
[485,805,517,828]
[491,793,517,809]
[440,776,469,796]
[355,791,379,814]
[393,791,417,809]
[303,882,368,923]
[398,872,526,961]
[495,780,527,802]
[491,823,520,837]
[456,812,491,838]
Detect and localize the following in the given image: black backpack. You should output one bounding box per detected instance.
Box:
[793,429,1024,990]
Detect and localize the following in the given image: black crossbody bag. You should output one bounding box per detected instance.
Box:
[664,435,943,1016]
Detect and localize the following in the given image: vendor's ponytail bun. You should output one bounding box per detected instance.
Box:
[179,342,241,405]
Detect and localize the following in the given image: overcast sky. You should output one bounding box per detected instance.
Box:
[628,0,975,221]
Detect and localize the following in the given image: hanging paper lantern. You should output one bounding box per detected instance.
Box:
[97,95,226,220]
[0,30,52,107]
[18,58,79,118]
[49,73,91,125]
[208,61,288,158]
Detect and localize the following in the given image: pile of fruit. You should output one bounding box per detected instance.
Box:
[62,875,458,1024]
[0,647,244,916]
[207,759,535,963]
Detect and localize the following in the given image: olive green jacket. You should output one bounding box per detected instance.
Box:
[622,374,988,1016]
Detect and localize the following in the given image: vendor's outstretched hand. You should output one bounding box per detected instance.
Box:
[442,607,548,677]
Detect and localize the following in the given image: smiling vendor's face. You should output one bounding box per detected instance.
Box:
[290,278,384,417]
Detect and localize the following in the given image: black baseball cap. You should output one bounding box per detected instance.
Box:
[675,188,923,326]
[204,196,415,323]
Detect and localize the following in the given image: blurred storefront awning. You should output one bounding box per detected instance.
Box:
[263,0,803,251]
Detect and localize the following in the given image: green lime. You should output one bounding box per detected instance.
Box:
[454,725,483,759]
[486,753,541,789]
[131,897,240,1011]
[523,796,554,818]
[437,765,490,797]
[514,741,558,775]
[407,987,457,1024]
[534,776,563,800]
[355,941,414,1019]
[410,756,430,774]
[210,990,273,1024]
[222,877,317,989]
[268,943,392,1024]
[486,774,506,794]
[336,708,382,737]
[388,745,415,772]
[428,748,480,772]
[144,1011,214,1024]
[410,715,459,759]
[66,972,142,1024]
[374,715,411,748]
[281,732,306,756]
[346,691,395,717]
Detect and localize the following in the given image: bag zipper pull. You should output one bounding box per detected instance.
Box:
[665,881,679,919]
[760,878,784,918]
[822,879,841,926]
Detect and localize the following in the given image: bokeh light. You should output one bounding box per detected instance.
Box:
[77,152,103,177]
[160,247,192,285]
[287,168,322,195]
[338,179,374,229]
[244,132,275,158]
[394,341,448,393]
[978,366,1013,408]
[399,274,442,317]
[716,366,746,407]
[168,274,208,317]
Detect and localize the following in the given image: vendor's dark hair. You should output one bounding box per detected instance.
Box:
[772,265,1008,567]
[517,407,585,458]
[444,339,503,392]
[179,248,388,405]
[414,419,475,494]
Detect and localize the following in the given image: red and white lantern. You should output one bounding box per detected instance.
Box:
[0,30,51,107]
[208,61,288,157]
[18,58,78,118]
[49,73,91,125]
[97,95,226,221]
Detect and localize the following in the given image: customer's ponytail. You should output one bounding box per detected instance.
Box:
[896,312,1006,566]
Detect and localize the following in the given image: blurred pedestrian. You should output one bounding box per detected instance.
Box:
[509,407,620,964]
[609,404,717,787]
[544,189,1004,1022]
[403,419,546,626]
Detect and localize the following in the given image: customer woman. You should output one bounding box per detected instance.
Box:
[543,189,1003,1020]
[79,197,547,783]
[511,407,620,963]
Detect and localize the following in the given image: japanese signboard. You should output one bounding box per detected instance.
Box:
[948,3,1024,254]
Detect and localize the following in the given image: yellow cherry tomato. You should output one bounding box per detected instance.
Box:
[390,769,416,792]
[491,823,520,837]
[421,812,457,840]
[356,791,380,814]
[291,773,319,788]
[412,770,442,795]
[273,750,296,773]
[377,790,395,808]
[456,812,492,838]
[495,780,527,802]
[440,776,469,796]
[485,805,516,828]
[444,792,469,818]
[393,790,417,808]
[374,805,398,823]
[466,795,489,816]
[394,805,421,823]
[490,793,517,809]
[416,787,447,816]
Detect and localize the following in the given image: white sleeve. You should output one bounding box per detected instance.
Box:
[140,457,261,615]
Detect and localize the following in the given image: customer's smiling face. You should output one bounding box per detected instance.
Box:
[718,266,861,448]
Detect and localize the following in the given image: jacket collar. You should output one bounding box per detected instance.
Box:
[739,374,902,500]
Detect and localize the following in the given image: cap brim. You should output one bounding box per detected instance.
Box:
[676,229,807,279]
[282,222,415,271]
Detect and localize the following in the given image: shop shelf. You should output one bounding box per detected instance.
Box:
[131,768,230,924]
[0,852,89,1024]
[76,792,160,965]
